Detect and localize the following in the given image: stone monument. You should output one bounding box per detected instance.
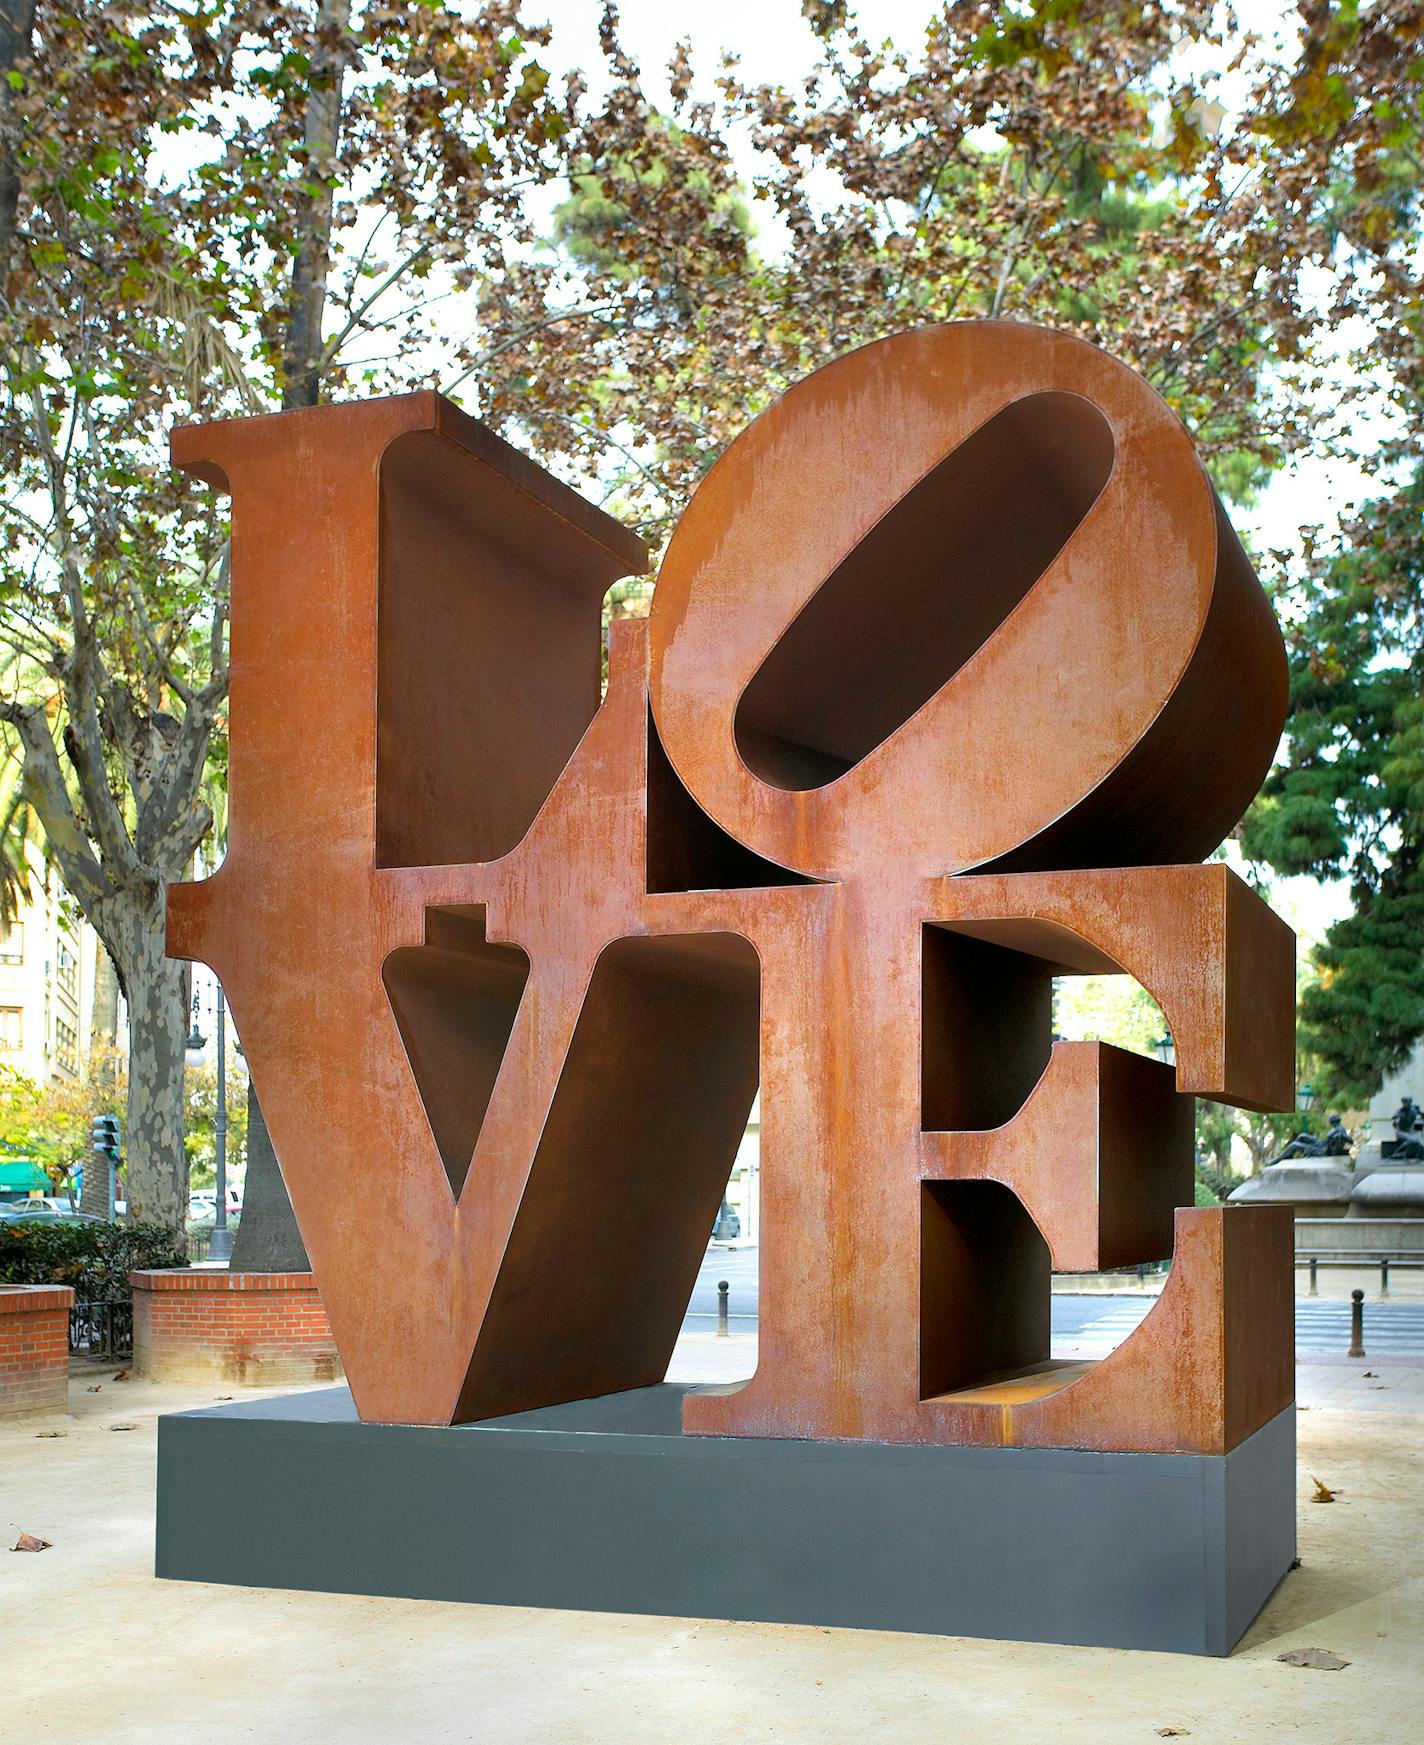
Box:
[154,322,1298,1655]
[1350,1042,1424,1227]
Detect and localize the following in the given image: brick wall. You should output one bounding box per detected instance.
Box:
[130,1270,342,1387]
[0,1284,74,1417]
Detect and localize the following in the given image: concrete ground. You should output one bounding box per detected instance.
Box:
[3,1340,1421,1745]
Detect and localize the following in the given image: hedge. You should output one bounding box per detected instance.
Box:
[0,1219,187,1302]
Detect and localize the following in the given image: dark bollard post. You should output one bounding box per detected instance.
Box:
[717,1279,729,1338]
[1309,1257,1318,1297]
[1348,1287,1365,1359]
[1381,1257,1390,1299]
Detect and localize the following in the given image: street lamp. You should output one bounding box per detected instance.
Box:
[1297,1082,1318,1116]
[185,986,206,1064]
[1153,1033,1176,1068]
[209,987,232,1264]
[185,979,232,1264]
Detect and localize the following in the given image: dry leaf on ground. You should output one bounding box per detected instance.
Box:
[112,1369,130,1381]
[11,1530,52,1552]
[34,1430,65,1439]
[108,1423,137,1432]
[1309,1476,1337,1502]
[1156,1728,1191,1736]
[1277,1648,1349,1671]
[84,1384,101,1393]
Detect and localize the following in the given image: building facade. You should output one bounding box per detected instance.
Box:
[0,851,99,1088]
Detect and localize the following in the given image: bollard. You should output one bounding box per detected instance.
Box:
[1309,1257,1318,1297]
[1348,1287,1365,1359]
[717,1279,729,1338]
[1381,1257,1390,1298]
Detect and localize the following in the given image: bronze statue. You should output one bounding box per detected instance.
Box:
[1270,1111,1352,1163]
[1390,1096,1424,1161]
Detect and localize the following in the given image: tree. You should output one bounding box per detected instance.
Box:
[1,0,1411,1228]
[1242,474,1424,1100]
[1236,3,1423,1102]
[1245,0,1423,473]
[0,1057,121,1198]
[184,1052,249,1191]
[478,0,1321,535]
[0,3,568,1229]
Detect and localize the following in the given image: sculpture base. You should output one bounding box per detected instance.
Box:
[155,1385,1296,1656]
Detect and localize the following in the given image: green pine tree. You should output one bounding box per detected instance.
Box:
[1242,471,1424,1103]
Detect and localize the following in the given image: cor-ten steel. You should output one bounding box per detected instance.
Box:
[168,323,1296,1451]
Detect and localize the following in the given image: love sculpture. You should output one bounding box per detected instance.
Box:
[160,324,1298,1651]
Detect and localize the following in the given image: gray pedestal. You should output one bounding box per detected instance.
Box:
[155,1385,1296,1656]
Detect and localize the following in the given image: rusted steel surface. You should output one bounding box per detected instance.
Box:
[169,323,1296,1452]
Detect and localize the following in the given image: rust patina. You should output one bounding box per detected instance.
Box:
[168,322,1295,1450]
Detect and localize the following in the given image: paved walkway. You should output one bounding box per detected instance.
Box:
[4,1359,1419,1745]
[1298,1358,1424,1413]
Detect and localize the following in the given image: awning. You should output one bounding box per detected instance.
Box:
[0,1159,49,1192]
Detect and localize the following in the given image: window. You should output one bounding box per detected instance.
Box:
[54,1018,78,1076]
[56,938,77,997]
[0,923,22,965]
[0,1007,22,1050]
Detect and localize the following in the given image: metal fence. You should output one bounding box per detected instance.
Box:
[69,1299,133,1362]
[1296,1251,1424,1297]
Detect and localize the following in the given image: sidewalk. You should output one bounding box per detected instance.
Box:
[2,1337,1419,1745]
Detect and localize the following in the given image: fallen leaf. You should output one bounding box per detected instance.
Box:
[1362,1370,1377,1377]
[108,1423,137,1432]
[1277,1648,1349,1671]
[1289,1557,1303,1570]
[11,1530,51,1552]
[112,1369,130,1382]
[214,1395,233,1401]
[85,1385,101,1393]
[34,1430,66,1439]
[1309,1476,1337,1503]
[1156,1728,1191,1736]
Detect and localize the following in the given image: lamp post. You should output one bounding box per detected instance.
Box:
[185,977,232,1264]
[210,989,232,1263]
[1297,1082,1318,1116]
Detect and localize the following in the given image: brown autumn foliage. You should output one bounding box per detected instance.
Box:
[0,2,1417,1216]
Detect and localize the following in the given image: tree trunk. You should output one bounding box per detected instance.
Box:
[0,0,36,275]
[235,0,354,1258]
[281,0,352,409]
[104,888,188,1230]
[230,1078,310,1271]
[88,940,120,1061]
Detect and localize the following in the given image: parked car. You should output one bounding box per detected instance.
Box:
[0,1199,102,1222]
[0,1197,63,1219]
[188,1184,241,1223]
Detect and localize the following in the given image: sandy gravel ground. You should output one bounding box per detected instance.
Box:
[1,1341,1419,1745]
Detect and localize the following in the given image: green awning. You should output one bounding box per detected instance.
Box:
[0,1159,49,1192]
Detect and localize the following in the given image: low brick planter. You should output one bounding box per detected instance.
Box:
[130,1270,342,1387]
[0,1284,74,1417]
